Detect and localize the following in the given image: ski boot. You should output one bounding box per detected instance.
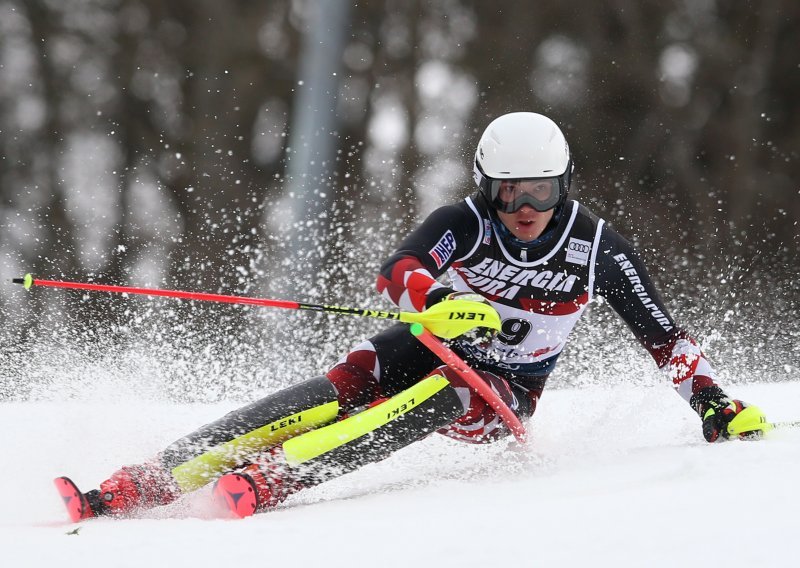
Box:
[54,462,179,522]
[54,477,109,522]
[213,451,304,518]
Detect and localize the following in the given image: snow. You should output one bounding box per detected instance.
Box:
[2,381,799,567]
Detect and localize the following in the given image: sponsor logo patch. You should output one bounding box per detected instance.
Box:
[482,219,492,245]
[613,252,674,331]
[565,238,592,265]
[429,230,457,269]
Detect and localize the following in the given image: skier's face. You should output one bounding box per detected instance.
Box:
[496,204,555,242]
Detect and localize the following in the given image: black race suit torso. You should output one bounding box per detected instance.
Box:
[370,193,717,407]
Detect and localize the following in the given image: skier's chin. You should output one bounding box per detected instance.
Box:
[497,207,554,241]
[512,221,542,240]
[508,217,548,241]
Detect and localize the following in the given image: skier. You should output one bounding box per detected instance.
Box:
[56,112,769,522]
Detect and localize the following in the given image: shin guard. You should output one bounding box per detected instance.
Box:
[161,376,340,492]
[283,373,463,487]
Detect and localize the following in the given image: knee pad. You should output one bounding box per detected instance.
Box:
[326,362,381,411]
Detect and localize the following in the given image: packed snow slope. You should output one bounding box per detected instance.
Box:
[2,381,799,568]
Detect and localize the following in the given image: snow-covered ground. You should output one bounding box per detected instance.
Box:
[2,381,798,567]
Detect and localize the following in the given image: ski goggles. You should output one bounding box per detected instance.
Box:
[485,177,563,213]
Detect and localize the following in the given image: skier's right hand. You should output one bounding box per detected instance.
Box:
[444,291,489,305]
[442,292,499,346]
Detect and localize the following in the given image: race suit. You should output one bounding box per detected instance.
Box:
[328,194,719,442]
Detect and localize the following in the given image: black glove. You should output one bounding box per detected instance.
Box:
[690,386,768,442]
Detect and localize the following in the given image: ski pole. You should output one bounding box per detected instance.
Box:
[15,273,518,442]
[771,420,800,430]
[12,274,501,340]
[410,323,527,444]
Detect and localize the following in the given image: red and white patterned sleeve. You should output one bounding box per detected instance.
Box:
[647,332,719,404]
[376,203,478,313]
[376,256,449,312]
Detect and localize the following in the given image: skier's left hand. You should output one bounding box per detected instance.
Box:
[698,391,770,442]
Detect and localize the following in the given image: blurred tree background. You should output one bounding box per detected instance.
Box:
[0,0,798,399]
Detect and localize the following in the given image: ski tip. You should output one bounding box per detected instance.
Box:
[212,474,258,519]
[54,476,92,523]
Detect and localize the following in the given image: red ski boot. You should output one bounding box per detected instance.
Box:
[54,477,107,522]
[55,462,180,521]
[213,453,304,518]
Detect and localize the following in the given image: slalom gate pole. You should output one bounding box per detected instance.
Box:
[409,323,527,444]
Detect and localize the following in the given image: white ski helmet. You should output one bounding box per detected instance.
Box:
[474,112,573,212]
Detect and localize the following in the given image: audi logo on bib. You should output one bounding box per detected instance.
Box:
[569,241,591,253]
[566,238,592,265]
